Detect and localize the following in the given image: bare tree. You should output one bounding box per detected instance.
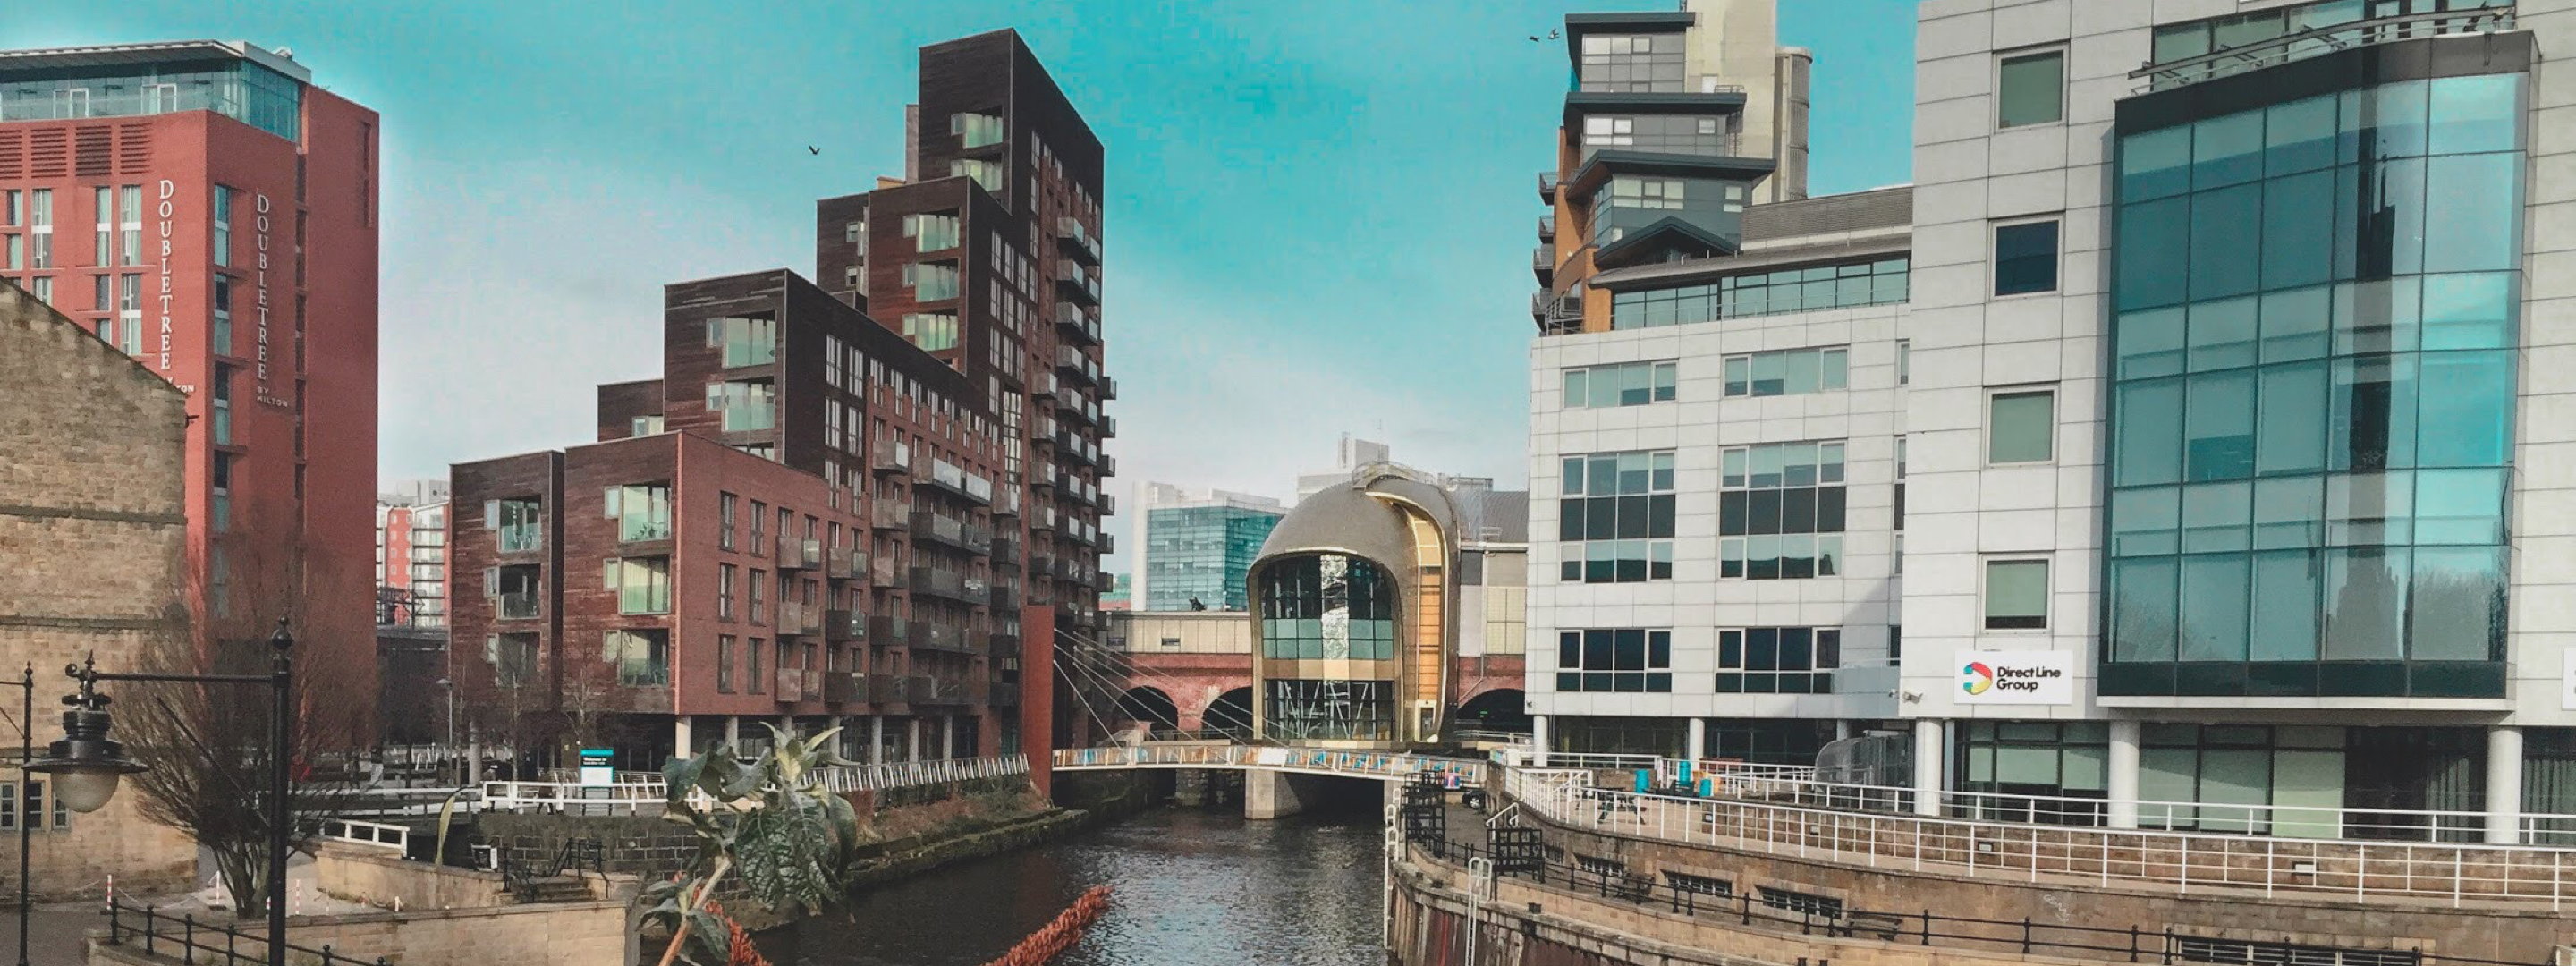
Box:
[112,539,371,917]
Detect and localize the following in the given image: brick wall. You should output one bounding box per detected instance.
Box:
[0,280,197,900]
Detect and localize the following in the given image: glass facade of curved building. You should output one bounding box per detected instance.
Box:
[2105,72,2524,699]
[1255,552,1400,741]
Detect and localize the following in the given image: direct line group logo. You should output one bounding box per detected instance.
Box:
[1960,661,1996,696]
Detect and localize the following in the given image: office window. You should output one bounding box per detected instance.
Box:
[902,213,960,252]
[1561,360,1678,408]
[116,274,140,355]
[1577,32,1686,93]
[716,635,736,692]
[1997,50,2065,128]
[1724,347,1849,397]
[1984,559,2050,630]
[747,637,766,693]
[1553,629,1672,692]
[1716,627,1840,693]
[212,276,232,356]
[93,187,111,266]
[1720,442,1846,580]
[1988,389,2056,463]
[606,630,668,686]
[118,185,140,266]
[1556,450,1676,584]
[1611,258,1908,328]
[1994,220,2061,295]
[1896,341,1911,386]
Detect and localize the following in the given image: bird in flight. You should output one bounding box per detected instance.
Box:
[808,145,821,156]
[1527,28,1561,41]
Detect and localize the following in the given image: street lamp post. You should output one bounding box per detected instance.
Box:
[3,662,34,966]
[29,620,293,966]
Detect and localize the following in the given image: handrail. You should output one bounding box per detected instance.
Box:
[478,755,1030,813]
[1052,744,1487,784]
[2131,8,2514,91]
[104,897,392,966]
[317,818,411,852]
[1504,767,2576,908]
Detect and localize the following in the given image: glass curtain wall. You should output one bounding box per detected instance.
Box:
[2104,73,2523,698]
[1257,553,1398,741]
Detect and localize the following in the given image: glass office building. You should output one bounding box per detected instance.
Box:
[1142,504,1282,611]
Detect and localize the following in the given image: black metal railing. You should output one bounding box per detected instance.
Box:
[501,835,605,902]
[1411,834,2549,966]
[103,898,392,966]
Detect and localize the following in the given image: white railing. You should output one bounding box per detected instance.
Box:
[1644,759,2576,847]
[317,818,411,852]
[1052,744,1487,785]
[1504,767,2576,909]
[479,755,1030,814]
[810,754,1030,794]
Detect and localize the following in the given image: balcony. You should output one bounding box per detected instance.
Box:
[1533,245,1555,285]
[869,614,913,647]
[870,674,931,705]
[1030,509,1055,535]
[915,622,979,655]
[919,458,994,504]
[870,441,912,475]
[1100,453,1117,477]
[776,537,819,571]
[828,544,869,582]
[916,675,986,708]
[870,555,899,587]
[1055,345,1100,386]
[775,666,813,703]
[826,608,865,642]
[1097,375,1117,401]
[991,583,1021,610]
[989,630,1021,654]
[992,535,1021,564]
[1030,548,1057,575]
[989,682,1019,708]
[1538,216,1555,242]
[870,498,910,530]
[775,601,821,637]
[823,670,868,706]
[1094,570,1117,592]
[909,566,991,605]
[1055,216,1101,266]
[1530,290,1582,336]
[497,591,540,621]
[1538,170,1558,203]
[1098,493,1117,516]
[1099,531,1115,555]
[1055,302,1101,346]
[1055,261,1100,306]
[910,512,992,555]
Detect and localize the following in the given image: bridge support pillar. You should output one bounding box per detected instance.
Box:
[1244,769,1318,820]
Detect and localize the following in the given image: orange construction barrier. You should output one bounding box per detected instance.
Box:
[979,886,1114,966]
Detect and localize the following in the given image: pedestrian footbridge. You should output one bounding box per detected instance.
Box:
[1051,744,1489,818]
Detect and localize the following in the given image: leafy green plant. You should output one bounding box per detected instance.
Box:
[640,725,860,966]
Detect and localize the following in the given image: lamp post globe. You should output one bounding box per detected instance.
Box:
[27,701,146,813]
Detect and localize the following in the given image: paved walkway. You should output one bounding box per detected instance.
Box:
[0,908,107,966]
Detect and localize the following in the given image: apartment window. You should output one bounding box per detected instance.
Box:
[93,187,111,266]
[1720,442,1846,580]
[212,187,233,267]
[1580,114,1733,157]
[719,492,738,550]
[902,262,961,301]
[1562,360,1677,408]
[903,312,960,352]
[902,213,961,252]
[92,275,108,313]
[1987,388,2055,463]
[487,497,543,552]
[0,781,71,832]
[1553,629,1672,693]
[118,185,140,266]
[843,265,859,289]
[606,630,669,686]
[485,633,538,688]
[1993,220,2060,295]
[604,556,672,615]
[707,378,776,432]
[1557,450,1675,583]
[1996,49,2065,129]
[746,637,766,693]
[716,635,737,692]
[631,414,665,437]
[706,315,776,369]
[604,483,674,541]
[717,564,738,620]
[1716,627,1840,694]
[843,220,863,243]
[26,190,48,269]
[1984,558,2051,630]
[1724,347,1849,397]
[951,159,1004,193]
[952,112,1004,148]
[748,569,767,623]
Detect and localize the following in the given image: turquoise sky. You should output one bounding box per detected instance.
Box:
[21,0,1917,559]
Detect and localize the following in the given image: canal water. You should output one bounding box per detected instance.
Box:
[767,804,1389,966]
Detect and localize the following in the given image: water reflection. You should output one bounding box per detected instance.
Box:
[773,806,1385,966]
